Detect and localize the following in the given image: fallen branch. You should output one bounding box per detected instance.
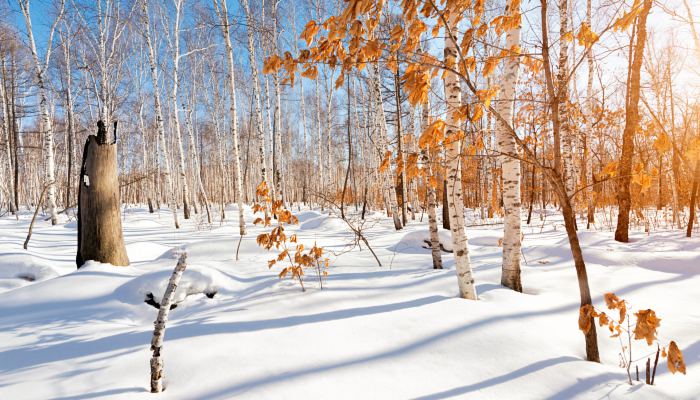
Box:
[23,182,52,250]
[150,251,187,393]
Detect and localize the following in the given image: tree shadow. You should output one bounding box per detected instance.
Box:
[412,356,578,399]
[50,387,147,399]
[0,295,449,374]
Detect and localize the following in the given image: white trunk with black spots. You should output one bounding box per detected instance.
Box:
[170,0,191,220]
[371,63,403,230]
[421,100,442,269]
[216,0,247,235]
[558,0,576,199]
[150,252,187,393]
[241,0,273,204]
[495,2,523,292]
[444,18,476,300]
[19,0,60,225]
[142,0,179,229]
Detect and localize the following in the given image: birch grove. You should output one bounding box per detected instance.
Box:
[1,0,699,375]
[18,0,65,225]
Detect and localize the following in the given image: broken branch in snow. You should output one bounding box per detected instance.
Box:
[23,182,52,250]
[150,251,187,393]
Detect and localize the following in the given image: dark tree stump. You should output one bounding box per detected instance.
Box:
[76,121,129,268]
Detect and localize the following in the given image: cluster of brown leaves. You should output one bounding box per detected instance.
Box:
[253,182,329,290]
[579,293,686,375]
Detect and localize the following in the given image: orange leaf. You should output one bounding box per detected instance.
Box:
[667,341,686,374]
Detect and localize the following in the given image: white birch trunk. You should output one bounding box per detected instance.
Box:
[421,100,442,269]
[169,0,192,219]
[241,0,273,206]
[558,0,576,200]
[185,92,211,223]
[19,0,63,224]
[215,0,247,236]
[141,0,180,229]
[271,1,285,204]
[325,74,335,194]
[444,17,477,300]
[495,2,523,292]
[315,78,325,199]
[0,59,13,212]
[370,63,403,230]
[150,252,187,393]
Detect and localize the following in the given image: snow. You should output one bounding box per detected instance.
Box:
[0,206,698,399]
[392,228,454,253]
[0,253,59,291]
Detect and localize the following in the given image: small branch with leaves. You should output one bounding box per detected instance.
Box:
[253,182,329,291]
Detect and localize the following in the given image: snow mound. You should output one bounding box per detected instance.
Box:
[115,264,237,306]
[126,242,172,263]
[300,215,348,232]
[0,253,59,292]
[125,219,163,229]
[467,233,503,247]
[63,220,78,229]
[300,215,327,230]
[391,229,453,254]
[296,210,323,222]
[158,238,260,261]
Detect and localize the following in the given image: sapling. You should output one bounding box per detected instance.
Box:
[579,292,686,385]
[254,182,330,291]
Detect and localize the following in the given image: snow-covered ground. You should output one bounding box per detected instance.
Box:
[0,206,697,399]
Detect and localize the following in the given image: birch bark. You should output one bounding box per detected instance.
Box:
[150,252,187,393]
[420,99,442,269]
[495,1,523,292]
[141,0,180,229]
[214,0,247,236]
[370,63,403,230]
[18,0,64,225]
[241,0,273,207]
[444,16,476,299]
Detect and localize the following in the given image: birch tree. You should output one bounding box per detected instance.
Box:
[494,0,523,292]
[213,0,246,236]
[166,0,193,219]
[141,0,180,229]
[420,97,442,270]
[18,0,65,225]
[443,15,477,300]
[241,0,273,207]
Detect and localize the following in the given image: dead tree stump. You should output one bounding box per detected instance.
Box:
[76,121,129,268]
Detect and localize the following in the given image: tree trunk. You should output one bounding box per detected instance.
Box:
[558,178,600,362]
[615,0,653,242]
[76,122,129,268]
[395,64,408,226]
[215,0,247,236]
[371,63,403,230]
[421,99,442,269]
[241,0,273,210]
[169,0,192,220]
[150,252,187,393]
[442,178,450,229]
[687,159,700,237]
[444,16,477,300]
[142,0,180,229]
[1,59,15,214]
[558,0,576,202]
[19,0,62,225]
[584,0,596,228]
[495,0,523,292]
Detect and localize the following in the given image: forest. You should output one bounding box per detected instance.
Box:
[0,0,698,398]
